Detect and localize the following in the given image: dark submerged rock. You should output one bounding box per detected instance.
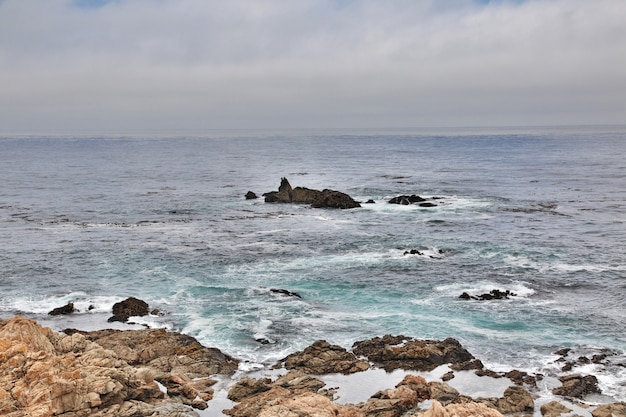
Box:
[458,289,517,301]
[270,288,302,299]
[48,302,77,316]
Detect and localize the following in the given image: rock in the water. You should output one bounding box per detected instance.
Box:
[352,335,475,372]
[389,195,426,205]
[270,288,302,299]
[48,302,77,316]
[458,289,517,301]
[264,177,360,209]
[244,191,257,199]
[552,373,601,399]
[108,297,150,322]
[281,339,370,375]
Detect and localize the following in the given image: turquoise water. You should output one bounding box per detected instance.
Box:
[1,126,625,401]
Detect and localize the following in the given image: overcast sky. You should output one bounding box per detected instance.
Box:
[0,0,624,131]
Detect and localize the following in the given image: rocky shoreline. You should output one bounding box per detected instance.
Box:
[1,316,624,417]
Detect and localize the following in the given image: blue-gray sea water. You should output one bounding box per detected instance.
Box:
[1,126,625,401]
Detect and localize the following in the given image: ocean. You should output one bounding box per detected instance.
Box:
[1,126,625,404]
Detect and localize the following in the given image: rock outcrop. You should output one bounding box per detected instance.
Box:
[0,316,238,417]
[263,177,361,209]
[552,373,601,399]
[352,335,475,372]
[281,340,370,375]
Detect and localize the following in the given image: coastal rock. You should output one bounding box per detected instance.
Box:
[0,316,240,416]
[0,316,165,417]
[389,195,426,205]
[227,377,272,402]
[270,288,302,299]
[458,290,517,301]
[264,177,360,209]
[274,371,327,395]
[244,191,258,199]
[352,335,475,372]
[428,382,460,405]
[281,340,370,375]
[591,402,626,417]
[48,302,77,316]
[540,400,572,417]
[108,297,150,322]
[224,386,365,417]
[494,385,534,414]
[415,400,505,417]
[552,374,601,399]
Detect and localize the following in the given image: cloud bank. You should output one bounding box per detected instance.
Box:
[0,0,624,131]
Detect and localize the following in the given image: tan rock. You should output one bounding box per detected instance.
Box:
[592,402,626,417]
[540,400,572,417]
[0,316,232,416]
[416,400,504,417]
[496,385,534,414]
[281,340,370,375]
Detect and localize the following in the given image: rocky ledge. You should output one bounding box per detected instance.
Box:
[0,316,238,417]
[1,317,624,417]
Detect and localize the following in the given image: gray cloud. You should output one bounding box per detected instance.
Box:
[0,0,624,131]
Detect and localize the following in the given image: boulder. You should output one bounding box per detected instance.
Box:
[48,302,77,316]
[108,297,150,323]
[264,178,360,209]
[591,402,626,417]
[281,340,370,375]
[227,377,272,402]
[540,400,572,417]
[244,191,258,200]
[552,374,601,399]
[495,385,534,414]
[352,335,475,372]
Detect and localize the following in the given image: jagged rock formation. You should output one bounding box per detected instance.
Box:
[263,177,361,209]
